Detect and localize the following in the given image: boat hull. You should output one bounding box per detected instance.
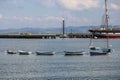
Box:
[18,51,30,55]
[93,34,120,38]
[89,29,120,38]
[7,51,17,54]
[90,52,108,56]
[7,50,17,54]
[64,51,84,56]
[36,51,55,55]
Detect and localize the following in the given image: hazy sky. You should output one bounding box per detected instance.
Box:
[0,0,120,29]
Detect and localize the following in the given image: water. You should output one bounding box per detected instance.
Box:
[0,38,120,80]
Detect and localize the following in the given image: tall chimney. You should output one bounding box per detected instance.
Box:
[62,19,65,35]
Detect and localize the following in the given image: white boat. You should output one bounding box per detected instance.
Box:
[89,0,112,56]
[36,51,55,55]
[18,50,32,55]
[64,51,85,56]
[89,46,111,56]
[7,50,17,54]
[89,37,112,56]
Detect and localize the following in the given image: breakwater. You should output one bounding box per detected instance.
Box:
[0,33,92,39]
[67,33,91,38]
[0,34,56,39]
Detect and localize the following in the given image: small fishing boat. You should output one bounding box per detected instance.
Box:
[89,44,112,56]
[18,50,31,55]
[90,46,111,56]
[64,51,85,56]
[36,51,55,55]
[89,0,112,56]
[7,50,17,54]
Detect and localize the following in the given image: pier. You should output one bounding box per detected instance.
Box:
[0,34,56,39]
[0,33,92,39]
[67,33,92,38]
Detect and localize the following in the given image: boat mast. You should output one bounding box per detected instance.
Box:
[105,0,108,29]
[105,0,109,48]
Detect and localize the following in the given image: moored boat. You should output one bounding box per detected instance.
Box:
[90,46,111,56]
[89,0,112,56]
[64,51,85,56]
[7,50,17,54]
[89,0,120,39]
[18,50,31,55]
[89,29,120,38]
[36,51,55,55]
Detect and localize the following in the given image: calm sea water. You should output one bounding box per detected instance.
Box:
[0,38,120,80]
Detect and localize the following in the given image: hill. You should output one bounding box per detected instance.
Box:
[0,25,119,34]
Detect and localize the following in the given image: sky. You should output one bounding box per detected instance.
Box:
[0,0,120,29]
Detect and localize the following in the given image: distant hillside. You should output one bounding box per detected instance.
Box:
[0,28,62,34]
[0,25,119,34]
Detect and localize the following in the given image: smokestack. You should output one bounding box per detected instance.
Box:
[62,18,65,35]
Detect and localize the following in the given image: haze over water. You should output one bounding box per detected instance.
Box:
[0,38,120,80]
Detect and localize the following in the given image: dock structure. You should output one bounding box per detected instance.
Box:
[0,33,93,39]
[0,34,56,39]
[67,33,92,38]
